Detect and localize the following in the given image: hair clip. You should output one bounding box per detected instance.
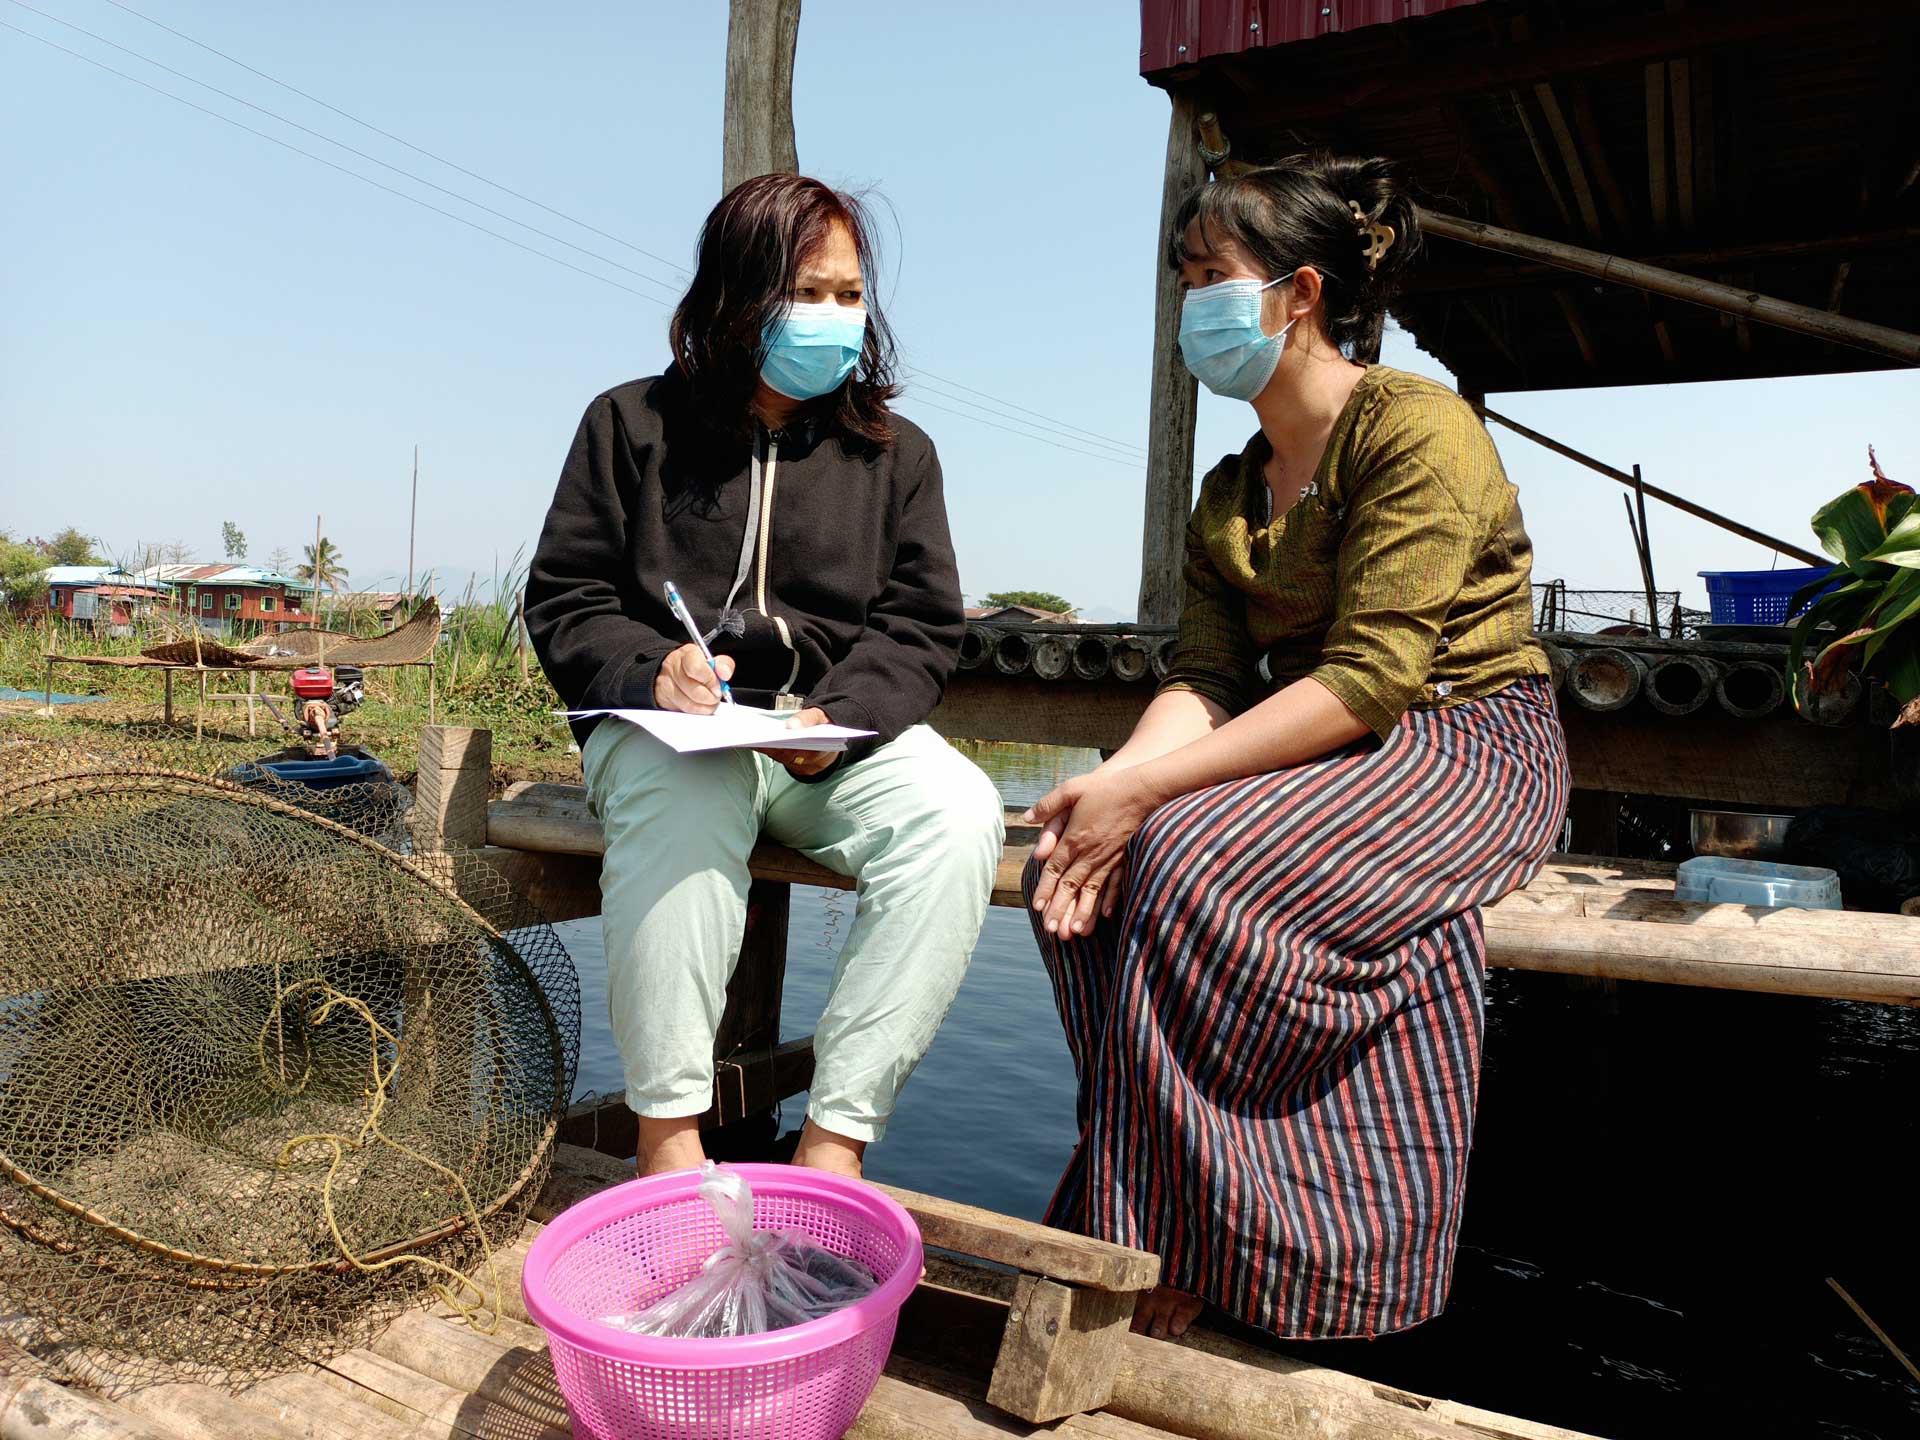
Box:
[1348,200,1396,272]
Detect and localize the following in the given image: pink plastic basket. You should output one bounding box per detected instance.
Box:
[522,1164,922,1440]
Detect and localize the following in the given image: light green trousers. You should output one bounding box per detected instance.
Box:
[581,718,1003,1143]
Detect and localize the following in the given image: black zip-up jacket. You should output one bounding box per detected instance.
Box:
[526,374,964,770]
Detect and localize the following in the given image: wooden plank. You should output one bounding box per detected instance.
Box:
[721,0,800,192]
[1645,62,1670,233]
[1669,57,1696,230]
[1567,81,1633,235]
[1533,82,1602,236]
[1558,703,1889,809]
[470,845,601,923]
[1138,89,1207,627]
[369,1312,571,1436]
[986,1276,1135,1423]
[875,1183,1160,1293]
[239,1371,411,1440]
[312,1349,571,1440]
[0,1372,177,1440]
[935,673,1152,751]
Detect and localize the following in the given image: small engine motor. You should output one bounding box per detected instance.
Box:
[290,664,365,758]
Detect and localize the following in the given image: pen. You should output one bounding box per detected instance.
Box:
[663,580,734,707]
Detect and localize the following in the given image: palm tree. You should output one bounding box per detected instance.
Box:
[297,538,350,595]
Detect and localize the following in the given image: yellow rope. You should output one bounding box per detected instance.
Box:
[255,978,500,1333]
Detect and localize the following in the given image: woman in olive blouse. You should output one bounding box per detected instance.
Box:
[1022,155,1569,1342]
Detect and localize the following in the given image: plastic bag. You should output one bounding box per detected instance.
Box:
[600,1162,877,1338]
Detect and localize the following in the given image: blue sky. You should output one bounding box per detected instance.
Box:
[3,0,1915,620]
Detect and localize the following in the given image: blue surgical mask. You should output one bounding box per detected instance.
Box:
[761,301,866,401]
[1178,276,1295,401]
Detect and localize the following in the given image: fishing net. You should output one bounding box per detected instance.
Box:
[0,753,580,1389]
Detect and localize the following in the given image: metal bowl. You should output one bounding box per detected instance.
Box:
[1689,809,1795,859]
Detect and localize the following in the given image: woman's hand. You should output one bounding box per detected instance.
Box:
[755,707,840,778]
[1024,767,1160,938]
[654,644,736,713]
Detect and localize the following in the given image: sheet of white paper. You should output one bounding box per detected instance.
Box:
[563,707,876,755]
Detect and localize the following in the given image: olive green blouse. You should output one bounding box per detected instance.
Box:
[1161,366,1549,739]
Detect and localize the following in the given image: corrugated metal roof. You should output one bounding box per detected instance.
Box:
[1140,0,1490,76]
[135,564,303,587]
[44,565,136,586]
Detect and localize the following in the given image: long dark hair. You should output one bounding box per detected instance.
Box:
[1168,152,1422,363]
[664,173,900,448]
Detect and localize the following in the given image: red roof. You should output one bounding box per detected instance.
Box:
[1141,0,1489,76]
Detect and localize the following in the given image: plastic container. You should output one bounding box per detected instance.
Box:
[1674,856,1842,909]
[227,750,393,790]
[1698,567,1840,626]
[522,1164,922,1440]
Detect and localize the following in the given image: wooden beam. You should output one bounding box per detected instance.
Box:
[721,0,801,193]
[1534,82,1603,236]
[1138,90,1207,627]
[1568,81,1633,235]
[985,1276,1136,1423]
[1478,405,1827,564]
[1510,88,1576,232]
[1551,290,1600,370]
[1645,62,1670,234]
[1420,209,1920,364]
[1196,0,1910,126]
[1670,57,1696,230]
[415,725,491,848]
[875,1183,1161,1293]
[1405,225,1920,296]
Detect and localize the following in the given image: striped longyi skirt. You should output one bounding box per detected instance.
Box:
[1026,677,1569,1338]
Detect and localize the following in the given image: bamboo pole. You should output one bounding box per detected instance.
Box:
[1418,207,1920,363]
[1477,406,1827,566]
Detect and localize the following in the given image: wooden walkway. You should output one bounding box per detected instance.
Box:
[3,1143,1606,1440]
[482,780,1920,1008]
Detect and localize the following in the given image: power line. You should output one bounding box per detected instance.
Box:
[85,0,1148,468]
[5,0,683,300]
[905,378,1146,463]
[909,367,1147,456]
[0,19,671,309]
[9,8,1154,472]
[97,0,693,280]
[897,395,1140,470]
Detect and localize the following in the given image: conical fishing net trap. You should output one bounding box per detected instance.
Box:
[0,760,580,1386]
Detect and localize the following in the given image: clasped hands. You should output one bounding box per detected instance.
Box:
[653,644,837,777]
[1023,764,1162,939]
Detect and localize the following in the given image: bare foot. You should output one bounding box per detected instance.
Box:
[1132,1285,1204,1340]
[790,1119,866,1179]
[636,1115,705,1177]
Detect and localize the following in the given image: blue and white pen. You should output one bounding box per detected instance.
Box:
[663,580,734,707]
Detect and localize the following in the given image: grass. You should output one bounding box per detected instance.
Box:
[0,558,583,788]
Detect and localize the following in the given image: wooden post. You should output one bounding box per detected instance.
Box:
[163,667,173,724]
[721,0,801,193]
[195,670,206,741]
[1137,89,1206,627]
[986,1275,1136,1424]
[427,659,437,724]
[415,726,492,850]
[245,669,258,738]
[712,878,791,1127]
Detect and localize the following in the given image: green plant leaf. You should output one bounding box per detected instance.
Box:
[1785,564,1845,618]
[1860,509,1920,568]
[1880,630,1920,705]
[1789,578,1877,710]
[1862,569,1920,668]
[1810,628,1875,694]
[1815,491,1890,567]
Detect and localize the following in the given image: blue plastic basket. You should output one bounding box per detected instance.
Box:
[1698,567,1839,626]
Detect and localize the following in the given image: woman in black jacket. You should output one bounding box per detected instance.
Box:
[527,174,1003,1179]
